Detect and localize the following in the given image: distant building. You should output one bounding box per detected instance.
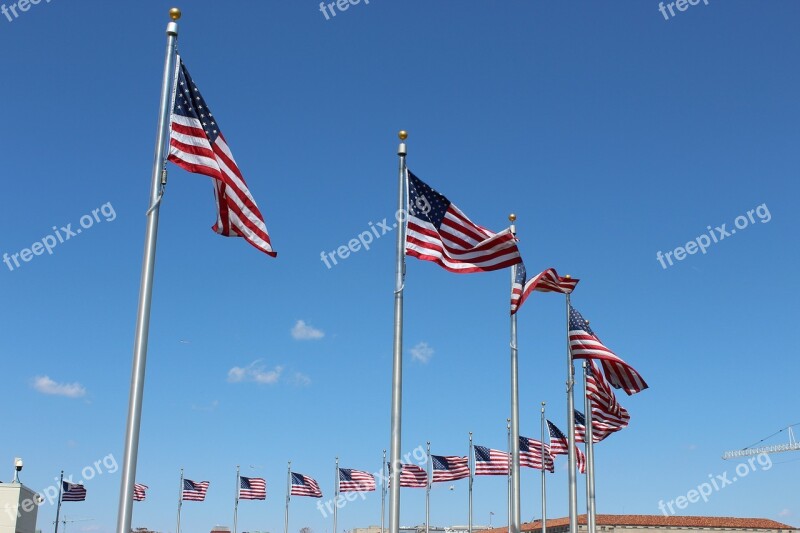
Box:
[482,515,798,533]
[210,527,232,533]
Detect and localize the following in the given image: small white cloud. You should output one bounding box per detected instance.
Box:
[291,320,325,340]
[227,361,283,385]
[778,509,791,518]
[192,400,220,412]
[410,342,434,364]
[32,376,86,398]
[292,372,312,387]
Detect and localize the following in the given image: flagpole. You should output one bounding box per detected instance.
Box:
[234,466,240,533]
[583,362,597,533]
[425,441,431,533]
[53,471,63,533]
[176,469,184,533]
[381,449,387,533]
[540,403,547,533]
[334,457,339,533]
[506,418,511,529]
[284,462,291,533]
[566,293,578,533]
[388,130,408,533]
[508,215,521,533]
[115,9,181,533]
[468,432,474,533]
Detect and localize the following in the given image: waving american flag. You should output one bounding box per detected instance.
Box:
[431,455,469,483]
[290,472,322,498]
[510,264,579,314]
[338,468,376,492]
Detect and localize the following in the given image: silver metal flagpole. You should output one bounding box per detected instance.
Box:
[381,449,387,533]
[176,469,184,533]
[541,403,547,533]
[426,441,431,533]
[566,292,578,533]
[115,9,181,533]
[284,462,291,533]
[583,362,597,533]
[234,465,240,533]
[54,471,64,533]
[334,457,339,533]
[468,432,473,533]
[388,130,408,533]
[508,215,521,533]
[507,418,511,528]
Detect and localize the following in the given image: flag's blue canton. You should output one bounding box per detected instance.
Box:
[291,473,307,486]
[183,480,196,490]
[339,469,354,482]
[548,421,566,440]
[173,61,220,143]
[240,477,252,489]
[408,171,450,229]
[518,436,531,452]
[574,410,586,426]
[474,446,492,462]
[570,306,596,336]
[515,262,527,285]
[432,455,451,470]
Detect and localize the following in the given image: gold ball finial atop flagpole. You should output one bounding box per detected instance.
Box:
[565,274,571,279]
[509,213,516,222]
[169,7,182,20]
[398,130,408,140]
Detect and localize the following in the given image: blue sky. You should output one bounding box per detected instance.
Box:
[1,1,798,532]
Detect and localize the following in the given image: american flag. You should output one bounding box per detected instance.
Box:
[474,446,509,476]
[338,468,376,492]
[239,476,266,500]
[519,436,554,473]
[404,171,521,273]
[569,305,648,395]
[168,58,276,257]
[546,421,586,474]
[290,472,322,498]
[431,455,469,483]
[586,361,630,440]
[574,410,587,443]
[61,482,86,502]
[182,479,210,501]
[133,483,148,502]
[389,463,428,488]
[510,264,579,314]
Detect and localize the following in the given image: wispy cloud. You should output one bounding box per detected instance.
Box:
[291,320,325,340]
[227,361,283,384]
[410,342,434,364]
[192,399,220,412]
[32,376,86,398]
[778,509,791,518]
[292,372,312,387]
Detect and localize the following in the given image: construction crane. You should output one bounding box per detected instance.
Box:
[722,423,800,460]
[53,515,94,533]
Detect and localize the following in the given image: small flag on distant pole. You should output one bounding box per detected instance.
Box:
[546,420,586,474]
[404,171,521,273]
[182,479,210,501]
[390,464,428,488]
[133,483,148,502]
[569,305,648,395]
[62,482,87,502]
[338,469,376,492]
[290,472,322,498]
[511,265,579,314]
[239,476,267,500]
[168,58,276,257]
[431,455,470,482]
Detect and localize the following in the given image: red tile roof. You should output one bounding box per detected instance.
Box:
[482,515,797,533]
